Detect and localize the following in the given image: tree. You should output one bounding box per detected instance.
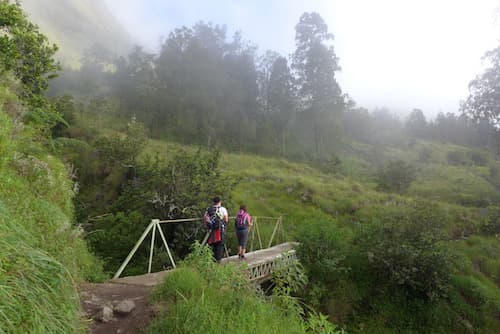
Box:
[0,0,59,105]
[292,12,344,156]
[461,45,500,126]
[405,108,427,138]
[267,56,295,156]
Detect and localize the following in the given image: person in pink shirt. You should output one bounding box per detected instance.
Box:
[234,204,252,259]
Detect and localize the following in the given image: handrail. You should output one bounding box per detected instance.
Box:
[156,216,281,224]
[113,215,285,279]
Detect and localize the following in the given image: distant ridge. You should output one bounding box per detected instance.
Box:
[20,0,134,66]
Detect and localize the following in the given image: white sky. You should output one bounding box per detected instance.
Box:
[104,0,500,117]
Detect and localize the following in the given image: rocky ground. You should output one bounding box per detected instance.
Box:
[81,283,157,334]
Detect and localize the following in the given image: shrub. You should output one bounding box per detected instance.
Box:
[481,207,500,236]
[447,150,468,166]
[376,160,417,193]
[418,147,433,162]
[149,243,306,334]
[359,201,454,301]
[296,220,348,286]
[466,149,489,166]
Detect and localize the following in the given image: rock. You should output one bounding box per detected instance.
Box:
[114,299,136,315]
[94,306,114,323]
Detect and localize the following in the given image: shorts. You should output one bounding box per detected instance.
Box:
[236,229,248,248]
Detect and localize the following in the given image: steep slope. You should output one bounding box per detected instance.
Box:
[0,76,101,332]
[20,0,134,66]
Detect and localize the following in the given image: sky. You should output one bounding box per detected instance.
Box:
[103,0,500,117]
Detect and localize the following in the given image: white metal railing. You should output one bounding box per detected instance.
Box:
[113,216,286,279]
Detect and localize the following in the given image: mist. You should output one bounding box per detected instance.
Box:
[103,0,500,117]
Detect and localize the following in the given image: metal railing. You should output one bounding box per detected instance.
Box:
[113,215,286,279]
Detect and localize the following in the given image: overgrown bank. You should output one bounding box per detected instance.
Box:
[1,2,101,331]
[0,80,101,333]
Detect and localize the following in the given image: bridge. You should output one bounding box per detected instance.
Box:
[111,216,297,286]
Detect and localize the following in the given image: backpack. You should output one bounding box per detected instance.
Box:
[235,209,249,230]
[206,206,223,231]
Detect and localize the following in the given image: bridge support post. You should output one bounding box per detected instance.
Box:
[156,221,176,268]
[114,221,155,279]
[147,222,157,273]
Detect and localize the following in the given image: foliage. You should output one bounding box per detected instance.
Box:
[376,160,417,193]
[481,206,500,236]
[304,312,346,334]
[446,149,469,166]
[358,201,454,301]
[405,108,427,138]
[461,44,500,126]
[296,220,348,288]
[149,243,306,334]
[0,1,59,104]
[0,80,102,333]
[418,147,433,162]
[271,254,308,296]
[70,127,236,274]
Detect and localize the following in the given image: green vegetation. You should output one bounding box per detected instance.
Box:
[3,1,499,333]
[0,80,101,333]
[148,243,342,334]
[0,3,101,332]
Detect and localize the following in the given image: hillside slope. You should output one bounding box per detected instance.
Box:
[0,76,101,333]
[20,0,134,66]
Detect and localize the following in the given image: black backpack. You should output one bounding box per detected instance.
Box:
[206,206,223,231]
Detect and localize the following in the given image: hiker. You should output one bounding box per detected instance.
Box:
[235,204,252,259]
[203,196,228,263]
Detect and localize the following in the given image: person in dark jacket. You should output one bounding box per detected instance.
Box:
[203,196,228,263]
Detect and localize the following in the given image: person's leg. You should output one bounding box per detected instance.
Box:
[240,229,248,259]
[236,230,244,258]
[214,242,224,263]
[211,243,218,262]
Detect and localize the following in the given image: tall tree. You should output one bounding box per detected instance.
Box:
[268,56,295,156]
[461,45,500,126]
[405,108,427,138]
[292,12,344,156]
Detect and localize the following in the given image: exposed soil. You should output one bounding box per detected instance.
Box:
[81,282,157,334]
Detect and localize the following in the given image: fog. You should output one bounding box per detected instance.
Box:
[103,0,500,117]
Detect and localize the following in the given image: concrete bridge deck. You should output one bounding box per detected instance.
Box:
[110,242,298,286]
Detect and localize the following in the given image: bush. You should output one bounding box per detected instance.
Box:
[359,201,454,301]
[418,147,433,162]
[149,243,306,334]
[466,149,489,166]
[376,160,417,193]
[447,150,468,166]
[481,207,500,236]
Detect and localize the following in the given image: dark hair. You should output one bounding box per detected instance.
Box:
[240,204,247,212]
[213,196,221,204]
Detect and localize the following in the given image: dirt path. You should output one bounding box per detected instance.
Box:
[81,282,157,334]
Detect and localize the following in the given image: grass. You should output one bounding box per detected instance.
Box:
[0,84,102,333]
[148,244,307,334]
[138,131,499,333]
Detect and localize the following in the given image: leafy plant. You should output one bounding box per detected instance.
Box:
[376,160,417,193]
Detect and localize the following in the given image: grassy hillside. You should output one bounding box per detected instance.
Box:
[20,0,133,66]
[142,133,500,333]
[66,111,499,332]
[0,78,101,333]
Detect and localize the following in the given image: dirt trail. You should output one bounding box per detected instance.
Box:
[81,282,157,334]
